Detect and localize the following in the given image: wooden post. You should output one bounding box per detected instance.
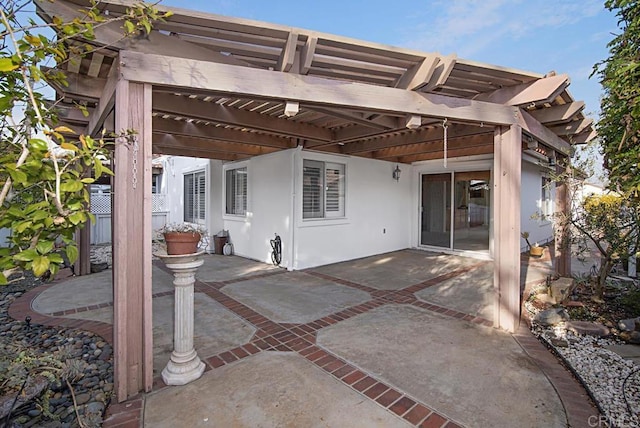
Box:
[555,159,571,277]
[113,78,154,402]
[493,125,522,332]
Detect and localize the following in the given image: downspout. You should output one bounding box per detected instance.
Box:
[289,145,303,270]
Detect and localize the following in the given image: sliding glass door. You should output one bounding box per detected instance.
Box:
[421,171,490,253]
[420,173,452,247]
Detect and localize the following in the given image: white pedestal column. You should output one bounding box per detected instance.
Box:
[156,251,205,385]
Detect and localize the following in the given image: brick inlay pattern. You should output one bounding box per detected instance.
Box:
[8,255,598,427]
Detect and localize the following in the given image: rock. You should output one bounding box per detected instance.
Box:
[565,321,611,337]
[565,301,585,307]
[549,338,569,348]
[549,278,574,304]
[74,393,90,405]
[620,331,640,344]
[90,262,108,273]
[618,317,640,332]
[85,401,105,415]
[534,308,570,326]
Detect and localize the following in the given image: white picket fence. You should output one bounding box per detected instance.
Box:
[90,193,169,244]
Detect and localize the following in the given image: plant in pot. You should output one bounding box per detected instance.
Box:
[521,231,543,257]
[159,223,208,255]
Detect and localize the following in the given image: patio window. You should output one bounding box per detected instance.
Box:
[540,176,552,220]
[303,160,345,219]
[184,171,205,223]
[226,167,247,215]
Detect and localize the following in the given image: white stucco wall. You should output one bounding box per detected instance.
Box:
[222,151,293,266]
[219,149,412,270]
[520,159,555,251]
[292,151,412,270]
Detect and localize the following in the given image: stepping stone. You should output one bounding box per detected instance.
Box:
[565,321,610,337]
[605,344,640,364]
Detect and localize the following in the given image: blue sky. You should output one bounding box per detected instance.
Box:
[161,0,619,120]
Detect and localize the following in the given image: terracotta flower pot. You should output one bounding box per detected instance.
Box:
[164,232,201,255]
[530,246,544,257]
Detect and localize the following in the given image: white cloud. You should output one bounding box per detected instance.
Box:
[406,0,603,57]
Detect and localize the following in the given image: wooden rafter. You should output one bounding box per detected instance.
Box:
[43,67,106,101]
[394,55,440,90]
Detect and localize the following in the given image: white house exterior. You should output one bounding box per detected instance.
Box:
[163,150,555,269]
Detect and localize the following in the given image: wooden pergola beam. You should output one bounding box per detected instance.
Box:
[153,92,333,142]
[151,116,296,149]
[395,144,493,163]
[119,50,518,126]
[548,118,593,137]
[475,74,570,107]
[372,133,493,160]
[528,101,585,125]
[152,133,280,156]
[303,106,397,130]
[87,63,119,136]
[341,124,486,154]
[394,55,440,90]
[43,67,106,101]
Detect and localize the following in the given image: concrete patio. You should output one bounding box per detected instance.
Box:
[17,249,598,427]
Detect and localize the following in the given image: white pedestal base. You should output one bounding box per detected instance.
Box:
[162,349,205,385]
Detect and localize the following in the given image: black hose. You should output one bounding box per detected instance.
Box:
[270,234,281,266]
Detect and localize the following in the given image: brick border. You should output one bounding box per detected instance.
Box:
[8,255,600,427]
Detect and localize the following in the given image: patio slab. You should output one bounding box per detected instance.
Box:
[317,304,566,428]
[416,263,494,319]
[221,271,371,323]
[144,351,410,427]
[195,254,282,283]
[311,250,482,290]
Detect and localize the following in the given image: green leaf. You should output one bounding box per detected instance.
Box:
[32,256,50,277]
[14,220,33,234]
[68,211,85,225]
[60,180,84,192]
[0,58,18,72]
[81,177,95,184]
[0,96,12,112]
[66,245,78,264]
[0,272,7,286]
[8,169,28,185]
[36,240,54,255]
[29,138,48,151]
[14,249,39,262]
[48,253,63,264]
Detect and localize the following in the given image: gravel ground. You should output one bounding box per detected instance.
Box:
[0,273,113,428]
[526,299,640,428]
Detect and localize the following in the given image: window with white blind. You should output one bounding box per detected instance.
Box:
[225,167,247,215]
[303,160,345,219]
[184,171,205,223]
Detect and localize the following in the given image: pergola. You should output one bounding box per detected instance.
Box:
[37,0,595,402]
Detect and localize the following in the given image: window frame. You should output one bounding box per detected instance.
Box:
[302,159,346,220]
[225,166,248,216]
[183,170,206,223]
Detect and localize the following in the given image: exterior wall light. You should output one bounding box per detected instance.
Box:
[393,165,401,181]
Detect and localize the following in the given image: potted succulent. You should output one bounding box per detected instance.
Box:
[521,231,543,257]
[159,223,207,255]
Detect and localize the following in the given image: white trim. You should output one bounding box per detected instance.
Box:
[223,160,249,219]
